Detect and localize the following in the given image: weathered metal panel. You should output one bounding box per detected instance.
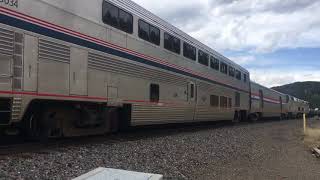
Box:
[70,47,88,96]
[23,35,38,92]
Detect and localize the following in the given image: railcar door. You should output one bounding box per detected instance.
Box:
[188,82,197,120]
[23,35,38,92]
[70,47,88,96]
[259,90,264,112]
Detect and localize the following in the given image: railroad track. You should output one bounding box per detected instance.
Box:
[0,119,286,156]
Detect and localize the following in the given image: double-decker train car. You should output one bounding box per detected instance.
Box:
[249,82,287,121]
[0,0,310,138]
[0,0,250,138]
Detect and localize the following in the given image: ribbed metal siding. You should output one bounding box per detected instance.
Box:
[0,27,14,56]
[88,52,188,86]
[39,39,70,63]
[131,104,194,124]
[195,106,233,121]
[13,32,24,90]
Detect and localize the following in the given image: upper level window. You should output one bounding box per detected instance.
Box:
[229,66,235,77]
[244,74,247,83]
[236,70,241,80]
[102,2,133,34]
[138,20,160,46]
[220,62,228,74]
[183,42,196,61]
[198,50,209,66]
[164,33,181,54]
[210,56,219,71]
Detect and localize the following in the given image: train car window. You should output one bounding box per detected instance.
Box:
[243,74,247,82]
[236,70,241,80]
[183,42,196,61]
[150,84,160,102]
[119,10,133,33]
[138,20,160,46]
[286,95,289,103]
[150,25,160,45]
[102,2,133,34]
[138,20,150,41]
[229,67,235,77]
[210,95,219,107]
[220,62,228,74]
[198,50,209,66]
[210,56,219,71]
[190,83,195,99]
[228,98,232,108]
[102,2,118,27]
[220,96,228,108]
[235,92,240,107]
[164,33,181,54]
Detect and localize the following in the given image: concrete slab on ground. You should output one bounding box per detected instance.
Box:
[73,167,163,180]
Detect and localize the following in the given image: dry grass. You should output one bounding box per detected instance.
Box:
[304,116,320,147]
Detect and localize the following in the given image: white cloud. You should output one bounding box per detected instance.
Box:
[132,0,320,53]
[131,0,320,87]
[249,69,320,87]
[228,55,256,65]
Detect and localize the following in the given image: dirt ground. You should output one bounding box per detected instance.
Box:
[1,118,320,180]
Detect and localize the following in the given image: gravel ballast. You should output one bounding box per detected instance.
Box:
[1,119,320,179]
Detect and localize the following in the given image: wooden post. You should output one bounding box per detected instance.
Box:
[303,113,307,134]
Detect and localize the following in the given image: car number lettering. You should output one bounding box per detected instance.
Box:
[0,0,18,8]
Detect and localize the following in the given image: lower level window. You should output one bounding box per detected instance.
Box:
[210,95,219,107]
[228,98,232,108]
[150,84,159,102]
[220,96,228,108]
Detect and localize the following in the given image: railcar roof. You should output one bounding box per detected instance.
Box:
[110,0,249,73]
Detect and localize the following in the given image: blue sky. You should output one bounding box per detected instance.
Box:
[132,0,320,87]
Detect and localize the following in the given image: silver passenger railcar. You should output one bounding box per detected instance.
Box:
[0,0,250,138]
[249,82,287,121]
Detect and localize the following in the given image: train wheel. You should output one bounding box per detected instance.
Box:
[249,113,259,123]
[233,111,240,123]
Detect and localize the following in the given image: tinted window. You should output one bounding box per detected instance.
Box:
[210,95,219,107]
[102,2,133,34]
[236,70,241,80]
[235,92,240,107]
[190,83,195,99]
[164,33,180,54]
[138,20,150,41]
[220,62,228,74]
[102,2,118,28]
[220,96,228,108]
[244,74,247,82]
[228,98,232,108]
[138,20,160,46]
[210,56,219,70]
[198,50,209,66]
[183,42,196,61]
[119,10,133,33]
[229,66,235,77]
[150,25,160,45]
[150,84,160,102]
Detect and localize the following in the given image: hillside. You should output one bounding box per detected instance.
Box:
[272,81,320,108]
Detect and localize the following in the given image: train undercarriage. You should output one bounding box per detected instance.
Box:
[0,98,132,140]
